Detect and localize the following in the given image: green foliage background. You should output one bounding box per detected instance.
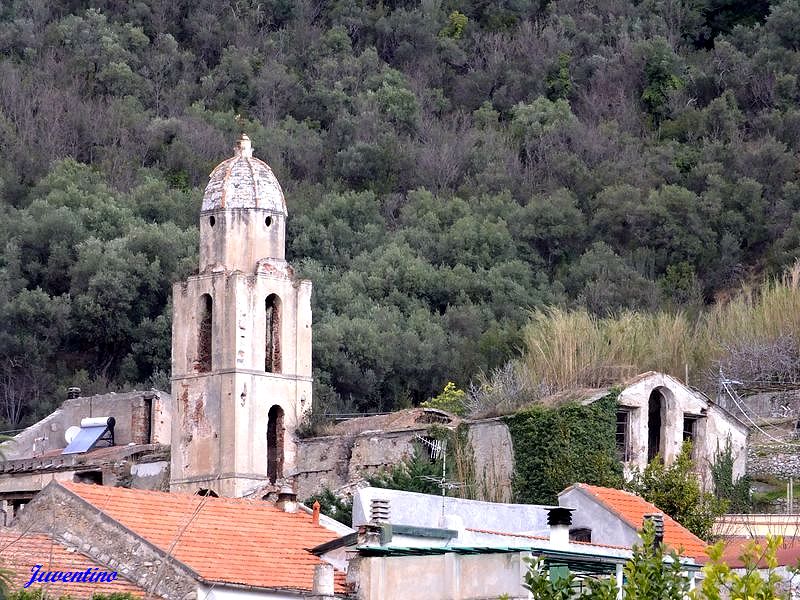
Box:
[503,394,624,504]
[0,0,798,424]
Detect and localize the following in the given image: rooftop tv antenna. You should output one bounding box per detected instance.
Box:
[413,434,468,496]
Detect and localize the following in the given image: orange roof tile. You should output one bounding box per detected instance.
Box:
[717,536,800,568]
[0,531,148,598]
[567,484,708,559]
[58,482,346,593]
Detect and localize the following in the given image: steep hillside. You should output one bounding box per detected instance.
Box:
[1,0,799,425]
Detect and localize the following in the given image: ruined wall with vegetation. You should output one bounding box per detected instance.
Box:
[503,394,624,505]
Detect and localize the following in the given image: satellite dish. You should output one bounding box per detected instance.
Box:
[65,426,81,445]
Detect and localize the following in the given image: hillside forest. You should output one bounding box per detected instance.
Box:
[1,0,800,428]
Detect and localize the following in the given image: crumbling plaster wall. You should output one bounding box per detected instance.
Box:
[294,419,515,503]
[295,378,745,501]
[1,391,171,460]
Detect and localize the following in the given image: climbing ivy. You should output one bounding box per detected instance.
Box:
[504,392,624,504]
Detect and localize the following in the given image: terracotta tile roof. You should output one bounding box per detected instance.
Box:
[0,531,148,598]
[717,536,800,568]
[58,481,346,593]
[566,484,708,559]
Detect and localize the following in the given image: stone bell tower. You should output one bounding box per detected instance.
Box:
[170,134,312,498]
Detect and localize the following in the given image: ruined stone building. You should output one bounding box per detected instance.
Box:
[612,372,748,485]
[0,389,171,522]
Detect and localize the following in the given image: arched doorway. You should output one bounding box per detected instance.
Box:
[267,405,285,483]
[647,389,664,462]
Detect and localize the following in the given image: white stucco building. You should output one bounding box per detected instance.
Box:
[608,371,748,486]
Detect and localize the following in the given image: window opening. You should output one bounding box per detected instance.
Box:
[197,294,213,372]
[647,389,663,462]
[616,410,631,462]
[683,415,698,442]
[267,405,285,483]
[265,294,281,373]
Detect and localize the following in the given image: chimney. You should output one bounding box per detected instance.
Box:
[312,500,321,525]
[67,387,81,400]
[312,563,334,597]
[276,484,297,513]
[370,498,390,523]
[643,513,664,549]
[547,507,574,549]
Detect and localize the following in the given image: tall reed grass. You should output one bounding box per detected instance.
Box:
[520,269,800,396]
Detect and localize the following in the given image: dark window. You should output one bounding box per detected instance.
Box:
[197,294,213,372]
[570,527,592,543]
[143,397,152,444]
[265,294,281,373]
[616,411,631,462]
[11,499,29,517]
[74,470,103,485]
[196,488,218,497]
[683,415,697,442]
[267,405,285,483]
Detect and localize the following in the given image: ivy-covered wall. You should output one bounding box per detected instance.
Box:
[504,394,624,504]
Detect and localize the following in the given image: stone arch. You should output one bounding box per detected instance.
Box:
[267,404,285,483]
[647,386,673,462]
[265,294,282,373]
[197,294,213,372]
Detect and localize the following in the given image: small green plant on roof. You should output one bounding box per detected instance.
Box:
[523,520,686,599]
[420,382,467,416]
[626,441,727,541]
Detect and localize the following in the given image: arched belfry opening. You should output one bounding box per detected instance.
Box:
[647,388,664,462]
[265,294,282,373]
[267,405,285,483]
[197,294,213,372]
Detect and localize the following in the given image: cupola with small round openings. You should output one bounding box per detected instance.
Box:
[199,134,287,272]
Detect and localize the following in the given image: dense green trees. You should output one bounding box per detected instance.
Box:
[0,0,799,424]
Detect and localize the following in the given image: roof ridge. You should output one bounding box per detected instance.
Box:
[569,483,706,558]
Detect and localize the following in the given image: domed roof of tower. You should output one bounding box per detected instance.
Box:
[202,134,287,214]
